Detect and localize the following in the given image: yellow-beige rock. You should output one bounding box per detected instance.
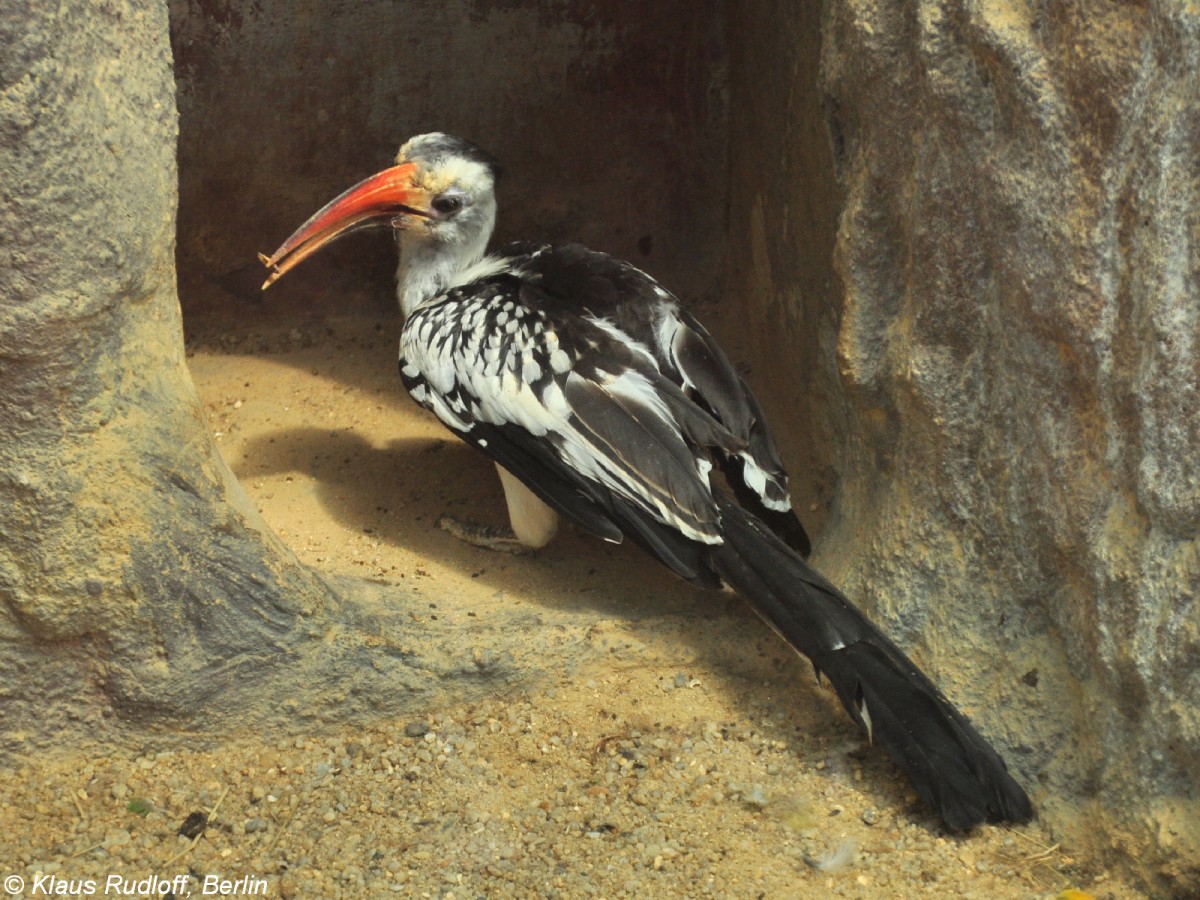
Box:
[729,2,1199,893]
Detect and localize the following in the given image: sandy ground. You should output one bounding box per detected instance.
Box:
[1,313,1143,899]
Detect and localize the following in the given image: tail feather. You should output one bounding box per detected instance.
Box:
[710,495,1033,831]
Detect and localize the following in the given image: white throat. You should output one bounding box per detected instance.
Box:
[395,236,469,317]
[395,204,497,317]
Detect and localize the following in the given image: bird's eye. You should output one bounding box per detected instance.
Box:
[432,195,464,216]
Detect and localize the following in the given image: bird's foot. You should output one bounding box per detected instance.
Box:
[437,515,534,555]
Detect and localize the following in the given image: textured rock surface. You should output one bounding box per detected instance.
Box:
[725,0,1199,891]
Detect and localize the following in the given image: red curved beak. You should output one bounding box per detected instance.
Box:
[259,161,430,289]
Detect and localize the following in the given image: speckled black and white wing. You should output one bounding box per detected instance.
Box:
[514,244,811,557]
[398,257,749,582]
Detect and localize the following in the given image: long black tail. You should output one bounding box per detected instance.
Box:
[709,495,1033,831]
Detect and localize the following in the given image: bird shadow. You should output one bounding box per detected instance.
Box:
[234,423,712,618]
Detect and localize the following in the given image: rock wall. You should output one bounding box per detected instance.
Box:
[728,0,1199,891]
[725,0,845,535]
[0,0,192,747]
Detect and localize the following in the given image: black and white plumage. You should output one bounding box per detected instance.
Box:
[261,132,1032,831]
[399,240,810,566]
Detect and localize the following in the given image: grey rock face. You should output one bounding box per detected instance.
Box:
[808,1,1198,891]
[1,0,190,741]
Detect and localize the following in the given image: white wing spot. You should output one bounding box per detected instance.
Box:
[522,358,543,382]
[550,349,572,374]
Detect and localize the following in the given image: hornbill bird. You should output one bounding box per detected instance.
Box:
[260,132,1032,831]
